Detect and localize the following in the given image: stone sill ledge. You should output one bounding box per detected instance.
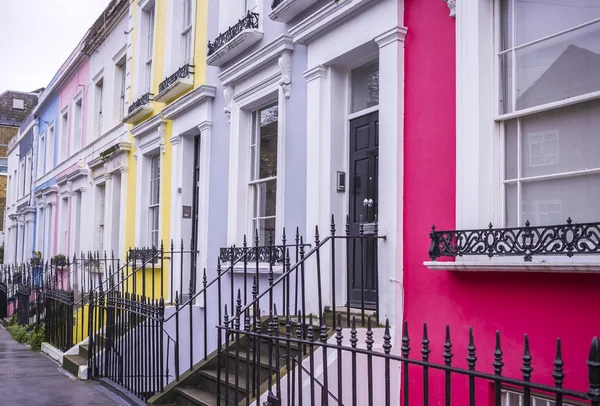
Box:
[424,260,600,273]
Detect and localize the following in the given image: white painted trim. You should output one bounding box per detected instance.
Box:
[424,260,600,273]
[130,113,163,139]
[455,0,497,229]
[347,105,379,121]
[112,43,128,63]
[288,0,380,44]
[41,342,64,364]
[161,85,217,119]
[495,92,600,121]
[218,35,294,86]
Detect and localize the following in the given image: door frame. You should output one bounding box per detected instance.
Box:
[347,108,379,310]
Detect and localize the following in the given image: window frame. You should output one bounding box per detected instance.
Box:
[60,109,69,163]
[456,0,600,231]
[38,130,46,177]
[73,93,83,151]
[145,5,156,93]
[180,0,193,66]
[148,154,161,248]
[248,102,279,243]
[496,0,600,228]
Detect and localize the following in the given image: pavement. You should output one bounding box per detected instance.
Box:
[0,325,129,406]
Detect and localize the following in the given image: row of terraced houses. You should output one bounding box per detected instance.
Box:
[2,0,600,405]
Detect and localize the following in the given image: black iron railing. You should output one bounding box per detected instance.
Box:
[207,11,259,56]
[271,0,285,9]
[88,281,165,403]
[45,288,74,352]
[220,317,600,406]
[429,218,600,262]
[127,92,152,115]
[0,282,6,319]
[158,64,194,94]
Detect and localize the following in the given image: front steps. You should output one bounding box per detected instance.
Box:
[63,344,89,378]
[150,309,370,406]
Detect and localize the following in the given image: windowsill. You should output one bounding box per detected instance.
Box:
[424,258,600,273]
[227,262,285,275]
[153,76,193,104]
[269,0,317,23]
[122,102,153,125]
[207,29,263,67]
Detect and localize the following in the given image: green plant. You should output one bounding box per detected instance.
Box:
[7,314,16,327]
[27,327,45,350]
[7,324,28,343]
[53,254,67,267]
[31,251,42,266]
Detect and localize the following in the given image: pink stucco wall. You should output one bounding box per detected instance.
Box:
[402,0,600,402]
[56,61,89,257]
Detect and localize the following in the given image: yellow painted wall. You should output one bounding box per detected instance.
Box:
[193,0,208,87]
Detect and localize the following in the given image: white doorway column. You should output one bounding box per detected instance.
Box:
[303,65,331,316]
[118,167,129,257]
[103,173,114,258]
[374,26,406,334]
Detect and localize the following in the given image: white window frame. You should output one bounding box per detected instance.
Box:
[501,388,579,406]
[180,0,193,66]
[38,130,46,177]
[148,154,160,248]
[226,84,286,247]
[248,102,279,244]
[218,0,260,33]
[60,108,69,163]
[73,93,83,152]
[47,122,55,170]
[145,5,156,94]
[95,78,104,138]
[456,0,600,230]
[116,59,126,122]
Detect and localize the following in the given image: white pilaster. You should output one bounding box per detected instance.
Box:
[103,173,114,257]
[118,167,129,258]
[375,26,406,333]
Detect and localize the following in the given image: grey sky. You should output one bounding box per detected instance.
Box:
[0,0,111,94]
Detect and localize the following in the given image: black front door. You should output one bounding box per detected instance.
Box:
[348,111,378,310]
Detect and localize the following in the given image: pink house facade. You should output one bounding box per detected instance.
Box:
[402,0,600,403]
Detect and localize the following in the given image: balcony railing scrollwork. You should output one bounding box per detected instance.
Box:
[429,218,600,262]
[207,11,259,56]
[158,64,194,94]
[128,92,152,115]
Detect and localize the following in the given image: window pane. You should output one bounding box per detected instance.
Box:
[515,22,600,110]
[254,179,277,218]
[254,217,276,246]
[505,119,518,180]
[517,99,600,177]
[351,61,379,113]
[500,0,512,51]
[499,52,513,114]
[522,174,600,225]
[506,183,518,227]
[259,106,278,179]
[514,0,600,47]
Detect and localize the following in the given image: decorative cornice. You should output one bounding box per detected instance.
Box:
[375,26,408,48]
[279,50,292,98]
[303,65,328,82]
[169,135,182,146]
[160,85,216,120]
[217,35,294,86]
[197,121,213,133]
[223,86,234,122]
[159,121,167,154]
[443,0,456,18]
[130,113,162,138]
[289,0,378,44]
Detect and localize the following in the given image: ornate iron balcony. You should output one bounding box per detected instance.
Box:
[271,0,284,8]
[158,64,194,94]
[207,11,259,56]
[127,92,152,115]
[129,247,159,262]
[429,218,600,262]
